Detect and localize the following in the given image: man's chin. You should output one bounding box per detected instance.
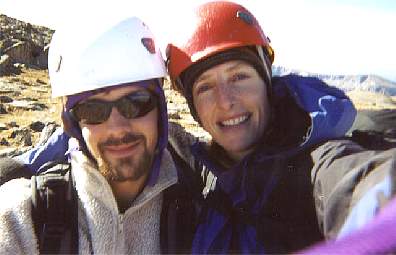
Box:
[110,164,140,182]
[99,149,153,182]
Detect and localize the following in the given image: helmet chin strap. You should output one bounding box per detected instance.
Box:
[256,45,272,81]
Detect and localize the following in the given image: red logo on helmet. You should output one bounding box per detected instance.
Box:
[141,38,156,54]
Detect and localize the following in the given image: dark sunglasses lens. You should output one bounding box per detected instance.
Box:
[73,101,110,124]
[71,90,157,125]
[118,91,157,119]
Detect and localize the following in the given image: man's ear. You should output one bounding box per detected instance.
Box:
[60,97,82,139]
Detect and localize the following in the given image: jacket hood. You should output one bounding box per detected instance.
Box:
[271,75,356,149]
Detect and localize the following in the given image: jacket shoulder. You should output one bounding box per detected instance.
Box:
[0,157,32,186]
[0,178,37,254]
[0,178,31,211]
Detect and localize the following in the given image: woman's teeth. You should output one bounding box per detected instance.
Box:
[221,115,249,126]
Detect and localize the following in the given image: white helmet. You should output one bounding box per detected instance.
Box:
[48,16,166,97]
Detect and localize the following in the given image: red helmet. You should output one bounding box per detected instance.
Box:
[166,1,274,92]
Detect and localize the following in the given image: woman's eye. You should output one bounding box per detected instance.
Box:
[230,73,249,83]
[195,83,212,95]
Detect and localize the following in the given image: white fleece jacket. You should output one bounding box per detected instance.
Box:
[0,148,177,254]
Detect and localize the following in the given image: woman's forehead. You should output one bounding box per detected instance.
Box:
[195,60,257,82]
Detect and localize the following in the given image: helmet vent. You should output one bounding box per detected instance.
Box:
[141,38,156,54]
[236,11,253,25]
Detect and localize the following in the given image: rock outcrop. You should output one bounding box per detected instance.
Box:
[0,14,54,75]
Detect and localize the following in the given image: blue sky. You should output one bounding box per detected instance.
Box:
[1,0,395,82]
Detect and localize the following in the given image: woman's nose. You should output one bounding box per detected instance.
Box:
[215,81,234,111]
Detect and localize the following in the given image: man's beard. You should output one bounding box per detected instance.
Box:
[96,133,154,182]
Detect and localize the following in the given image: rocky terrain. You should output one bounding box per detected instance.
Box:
[0,14,53,75]
[0,13,395,157]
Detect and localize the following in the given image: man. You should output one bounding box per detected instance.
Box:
[0,16,195,254]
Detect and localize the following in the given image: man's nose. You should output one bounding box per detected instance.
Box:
[105,107,131,130]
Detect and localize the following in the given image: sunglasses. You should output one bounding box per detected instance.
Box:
[71,90,158,125]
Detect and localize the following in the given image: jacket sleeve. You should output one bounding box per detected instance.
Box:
[299,194,396,254]
[0,179,39,254]
[311,139,396,239]
[15,127,70,173]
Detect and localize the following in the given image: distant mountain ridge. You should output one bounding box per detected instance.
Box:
[273,66,396,96]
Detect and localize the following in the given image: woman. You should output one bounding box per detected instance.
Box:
[166,1,395,254]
